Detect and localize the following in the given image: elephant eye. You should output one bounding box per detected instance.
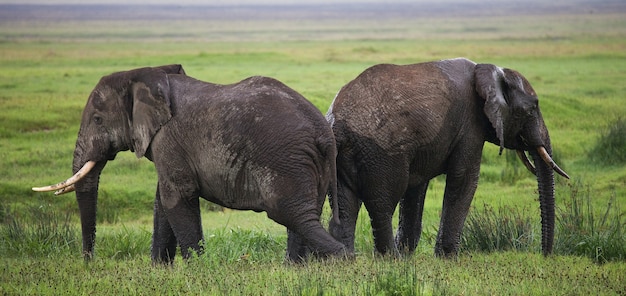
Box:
[93,115,103,125]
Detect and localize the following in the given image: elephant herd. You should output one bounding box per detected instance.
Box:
[33,58,569,264]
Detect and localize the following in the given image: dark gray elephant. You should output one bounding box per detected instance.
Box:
[326,58,569,258]
[33,65,346,263]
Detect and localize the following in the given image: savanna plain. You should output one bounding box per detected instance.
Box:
[1,2,625,295]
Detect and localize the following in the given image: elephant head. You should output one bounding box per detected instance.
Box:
[475,63,569,255]
[33,64,186,259]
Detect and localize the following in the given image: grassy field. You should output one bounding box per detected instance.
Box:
[1,3,626,295]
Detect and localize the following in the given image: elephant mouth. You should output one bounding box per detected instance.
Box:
[32,160,97,195]
[513,134,568,179]
[516,148,569,179]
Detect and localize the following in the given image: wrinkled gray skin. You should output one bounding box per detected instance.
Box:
[327,58,564,257]
[72,65,345,263]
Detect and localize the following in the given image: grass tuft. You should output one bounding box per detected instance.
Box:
[0,204,79,257]
[555,181,625,263]
[461,204,536,253]
[97,225,152,260]
[195,228,285,265]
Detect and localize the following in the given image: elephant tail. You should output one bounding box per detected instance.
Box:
[319,135,341,226]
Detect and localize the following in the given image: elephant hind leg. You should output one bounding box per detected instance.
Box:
[359,157,410,256]
[329,178,362,255]
[288,219,347,261]
[395,182,428,255]
[268,202,346,262]
[363,201,398,256]
[286,229,310,263]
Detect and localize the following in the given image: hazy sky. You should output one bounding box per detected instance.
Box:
[0,0,471,5]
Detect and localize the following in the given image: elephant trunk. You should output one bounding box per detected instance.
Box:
[72,156,107,260]
[529,146,555,256]
[32,158,105,259]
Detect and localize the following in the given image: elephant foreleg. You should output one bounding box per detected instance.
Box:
[158,181,204,260]
[395,182,428,255]
[435,166,480,258]
[151,187,177,264]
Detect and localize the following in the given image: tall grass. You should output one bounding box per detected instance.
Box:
[0,204,79,257]
[555,181,625,263]
[461,181,626,263]
[461,204,535,253]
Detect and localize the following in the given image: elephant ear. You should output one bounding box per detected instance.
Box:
[129,68,173,158]
[154,64,186,75]
[474,63,508,155]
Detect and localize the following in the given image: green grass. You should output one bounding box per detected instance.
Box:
[1,5,626,295]
[588,117,626,166]
[2,248,625,295]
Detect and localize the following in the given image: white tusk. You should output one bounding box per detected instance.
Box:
[54,184,75,196]
[32,161,96,192]
[536,147,570,179]
[516,150,536,176]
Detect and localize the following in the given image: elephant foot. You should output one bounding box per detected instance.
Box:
[434,244,460,259]
[285,243,350,264]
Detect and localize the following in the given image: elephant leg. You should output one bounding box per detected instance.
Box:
[158,181,204,260]
[286,228,310,263]
[268,194,346,262]
[361,157,409,256]
[292,221,345,261]
[435,166,480,258]
[328,179,362,254]
[151,187,177,264]
[363,200,397,256]
[395,182,429,255]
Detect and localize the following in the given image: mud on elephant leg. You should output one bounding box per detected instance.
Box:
[395,182,428,255]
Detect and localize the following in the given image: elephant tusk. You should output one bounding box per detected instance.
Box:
[54,184,76,196]
[516,150,536,176]
[536,147,570,179]
[32,161,96,192]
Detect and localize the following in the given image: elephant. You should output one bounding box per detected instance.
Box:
[326,57,569,258]
[33,64,346,263]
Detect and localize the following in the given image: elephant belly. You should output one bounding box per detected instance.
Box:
[195,155,275,213]
[407,150,448,187]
